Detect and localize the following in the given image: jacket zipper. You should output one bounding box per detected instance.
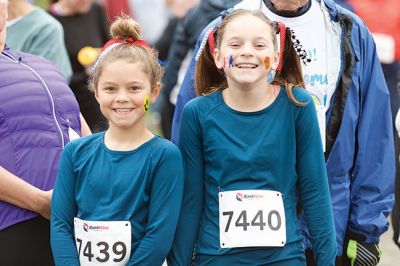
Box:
[1,52,65,148]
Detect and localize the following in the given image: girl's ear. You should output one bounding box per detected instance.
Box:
[150,82,161,103]
[214,48,223,69]
[94,88,99,102]
[271,50,280,70]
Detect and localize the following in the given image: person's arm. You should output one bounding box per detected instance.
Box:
[168,102,204,266]
[347,26,395,245]
[50,144,80,266]
[0,166,52,219]
[171,17,221,144]
[128,145,184,265]
[170,45,198,144]
[296,95,337,265]
[29,18,73,81]
[80,113,92,137]
[0,0,6,32]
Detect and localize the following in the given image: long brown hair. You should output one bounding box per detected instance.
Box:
[195,9,305,105]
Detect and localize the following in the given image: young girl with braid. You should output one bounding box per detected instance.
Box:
[168,9,336,266]
[51,15,184,266]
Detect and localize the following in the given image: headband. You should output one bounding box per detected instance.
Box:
[208,28,216,57]
[102,38,151,51]
[93,38,151,72]
[275,22,286,73]
[195,27,216,61]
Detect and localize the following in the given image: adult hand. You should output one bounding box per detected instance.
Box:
[347,239,381,266]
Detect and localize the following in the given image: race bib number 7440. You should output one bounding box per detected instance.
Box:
[74,218,131,266]
[219,190,286,248]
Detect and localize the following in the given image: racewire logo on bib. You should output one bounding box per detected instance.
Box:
[83,222,109,232]
[236,192,243,201]
[236,192,264,201]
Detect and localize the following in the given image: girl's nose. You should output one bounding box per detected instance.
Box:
[240,43,255,56]
[115,90,129,102]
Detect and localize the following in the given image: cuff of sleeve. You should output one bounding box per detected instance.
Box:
[347,231,379,244]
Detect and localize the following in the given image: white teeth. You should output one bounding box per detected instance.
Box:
[236,63,257,68]
[115,108,132,113]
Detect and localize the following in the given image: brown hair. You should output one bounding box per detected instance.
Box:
[195,9,305,105]
[88,15,163,92]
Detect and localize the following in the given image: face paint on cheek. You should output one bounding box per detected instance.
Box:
[263,56,271,70]
[267,69,276,84]
[229,55,233,67]
[143,95,150,112]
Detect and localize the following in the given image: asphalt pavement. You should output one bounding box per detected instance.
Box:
[379,216,400,266]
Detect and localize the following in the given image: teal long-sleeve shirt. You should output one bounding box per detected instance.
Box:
[168,87,337,265]
[51,133,184,265]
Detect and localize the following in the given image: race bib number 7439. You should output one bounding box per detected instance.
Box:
[219,190,286,248]
[74,218,131,266]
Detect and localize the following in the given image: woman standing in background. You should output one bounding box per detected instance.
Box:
[49,0,109,132]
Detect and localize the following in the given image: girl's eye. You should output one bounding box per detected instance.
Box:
[229,43,240,48]
[104,87,116,92]
[129,86,141,92]
[256,44,267,48]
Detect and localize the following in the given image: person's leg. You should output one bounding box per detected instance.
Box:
[196,254,305,266]
[382,62,400,248]
[381,63,400,125]
[0,216,54,266]
[305,248,315,266]
[393,81,400,248]
[195,244,306,266]
[161,101,175,140]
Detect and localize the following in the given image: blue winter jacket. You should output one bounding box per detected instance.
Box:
[171,0,395,256]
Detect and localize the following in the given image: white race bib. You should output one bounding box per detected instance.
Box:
[74,218,131,266]
[219,190,286,248]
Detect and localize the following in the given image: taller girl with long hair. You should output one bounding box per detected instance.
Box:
[168,9,336,266]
